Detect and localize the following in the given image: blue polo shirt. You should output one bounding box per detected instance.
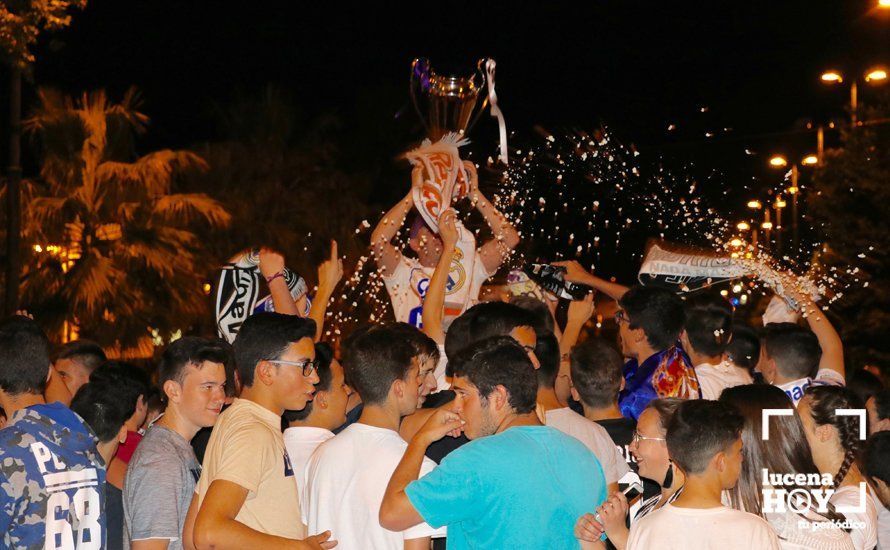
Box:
[406,425,607,549]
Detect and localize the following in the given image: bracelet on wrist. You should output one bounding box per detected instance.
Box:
[265,271,285,285]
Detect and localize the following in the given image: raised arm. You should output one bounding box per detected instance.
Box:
[552,261,629,302]
[259,249,300,316]
[465,162,520,274]
[421,209,459,345]
[380,409,464,532]
[308,241,344,342]
[370,169,420,277]
[785,280,844,380]
[561,293,595,358]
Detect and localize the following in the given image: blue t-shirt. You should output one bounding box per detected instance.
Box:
[0,402,107,549]
[406,425,607,550]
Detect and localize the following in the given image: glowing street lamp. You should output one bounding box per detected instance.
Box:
[801,155,818,166]
[866,68,888,82]
[737,222,750,231]
[821,71,843,83]
[747,200,762,210]
[769,155,788,168]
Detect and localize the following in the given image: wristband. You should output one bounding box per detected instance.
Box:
[265,271,285,285]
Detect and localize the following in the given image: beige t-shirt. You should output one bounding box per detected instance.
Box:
[195,398,305,539]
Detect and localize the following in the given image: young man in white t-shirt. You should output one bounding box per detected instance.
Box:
[282,343,351,498]
[620,400,780,550]
[535,331,630,493]
[303,324,445,549]
[370,163,520,328]
[681,292,752,400]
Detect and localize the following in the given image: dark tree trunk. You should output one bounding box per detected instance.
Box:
[5,65,22,314]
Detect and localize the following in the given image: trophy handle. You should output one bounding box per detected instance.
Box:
[461,58,491,136]
[410,58,432,136]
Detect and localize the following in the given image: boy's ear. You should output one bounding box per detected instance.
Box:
[713,451,727,473]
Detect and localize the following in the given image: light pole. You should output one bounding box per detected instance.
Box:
[747,200,762,248]
[821,68,888,126]
[768,156,814,253]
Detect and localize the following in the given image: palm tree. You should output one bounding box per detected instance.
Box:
[21,87,230,357]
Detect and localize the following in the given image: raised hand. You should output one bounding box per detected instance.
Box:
[437,208,459,250]
[414,407,465,446]
[551,260,594,285]
[258,248,286,279]
[317,240,344,291]
[567,292,595,326]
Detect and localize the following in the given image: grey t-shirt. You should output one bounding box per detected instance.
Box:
[123,423,202,550]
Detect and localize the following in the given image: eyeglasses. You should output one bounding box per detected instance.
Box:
[631,430,666,444]
[615,309,630,324]
[267,359,319,377]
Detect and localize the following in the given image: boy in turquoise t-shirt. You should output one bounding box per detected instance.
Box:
[381,336,608,549]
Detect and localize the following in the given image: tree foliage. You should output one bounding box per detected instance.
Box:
[0,0,86,67]
[21,88,230,356]
[809,90,890,370]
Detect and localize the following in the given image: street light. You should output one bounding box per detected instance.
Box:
[769,155,788,167]
[821,68,889,126]
[801,155,818,166]
[737,222,750,231]
[866,68,888,82]
[747,200,762,209]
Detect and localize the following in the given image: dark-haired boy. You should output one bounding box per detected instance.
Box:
[536,331,630,492]
[681,292,752,400]
[759,290,846,406]
[282,343,352,495]
[625,400,779,549]
[72,378,134,550]
[570,338,637,466]
[190,313,334,550]
[552,262,699,420]
[47,339,107,405]
[0,316,107,548]
[304,324,444,549]
[380,336,608,549]
[759,321,843,406]
[123,337,228,550]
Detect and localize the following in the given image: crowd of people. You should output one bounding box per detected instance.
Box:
[0,182,887,550]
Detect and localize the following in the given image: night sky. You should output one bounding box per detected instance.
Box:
[9,0,890,202]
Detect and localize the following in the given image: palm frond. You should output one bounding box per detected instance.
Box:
[151,193,231,227]
[97,150,208,197]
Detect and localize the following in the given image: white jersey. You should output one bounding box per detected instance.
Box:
[382,221,493,328]
[777,369,845,406]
